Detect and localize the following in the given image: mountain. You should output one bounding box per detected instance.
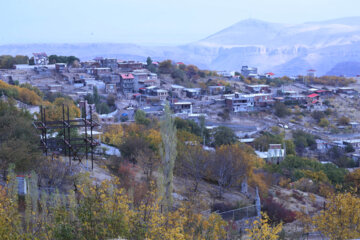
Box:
[194,17,360,76]
[1,17,360,76]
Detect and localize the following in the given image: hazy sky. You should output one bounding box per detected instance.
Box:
[1,0,360,45]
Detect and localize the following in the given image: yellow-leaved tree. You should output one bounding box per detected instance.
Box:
[102,124,124,146]
[246,213,283,240]
[43,98,80,121]
[311,192,360,240]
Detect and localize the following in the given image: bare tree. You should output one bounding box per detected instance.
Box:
[212,144,251,198]
[180,145,209,193]
[136,148,160,183]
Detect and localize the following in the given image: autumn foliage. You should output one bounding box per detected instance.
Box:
[0,80,42,105]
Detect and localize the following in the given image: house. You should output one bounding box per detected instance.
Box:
[217,71,232,78]
[225,93,273,112]
[132,69,159,90]
[265,72,275,78]
[118,61,143,72]
[316,139,331,153]
[55,63,66,73]
[255,144,285,164]
[172,102,193,114]
[337,87,358,95]
[241,66,258,77]
[350,122,360,130]
[105,83,117,94]
[33,52,49,65]
[307,69,316,78]
[153,89,168,100]
[306,93,324,110]
[208,85,225,95]
[307,93,320,104]
[315,89,331,96]
[100,58,118,70]
[120,73,135,93]
[246,84,271,93]
[343,139,360,149]
[183,88,201,98]
[171,84,185,97]
[93,68,111,76]
[47,84,62,93]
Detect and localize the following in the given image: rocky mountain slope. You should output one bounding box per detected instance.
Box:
[2,17,360,76]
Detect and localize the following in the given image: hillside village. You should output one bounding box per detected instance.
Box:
[1,53,360,239]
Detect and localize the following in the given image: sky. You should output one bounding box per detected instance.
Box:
[1,0,360,45]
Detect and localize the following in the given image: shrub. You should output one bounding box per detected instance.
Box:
[262,197,297,223]
[319,118,330,128]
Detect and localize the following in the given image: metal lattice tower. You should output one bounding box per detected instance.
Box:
[33,105,99,170]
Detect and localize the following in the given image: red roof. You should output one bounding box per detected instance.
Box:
[315,90,327,93]
[307,93,319,98]
[133,93,141,97]
[266,72,275,76]
[308,69,316,72]
[176,62,185,65]
[120,73,134,79]
[312,100,318,104]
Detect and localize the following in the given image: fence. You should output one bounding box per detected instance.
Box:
[217,205,258,222]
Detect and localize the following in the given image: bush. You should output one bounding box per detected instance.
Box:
[274,102,290,118]
[338,116,350,125]
[319,118,330,127]
[262,197,297,223]
[213,126,237,147]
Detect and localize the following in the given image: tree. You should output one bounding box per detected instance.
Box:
[96,102,110,114]
[345,143,355,153]
[159,103,177,211]
[254,132,283,151]
[179,145,209,192]
[44,97,81,121]
[0,101,42,176]
[319,118,330,128]
[213,126,237,147]
[338,116,350,125]
[311,193,360,240]
[158,60,174,74]
[285,140,296,155]
[106,94,116,107]
[102,124,124,146]
[146,56,152,66]
[136,147,160,183]
[212,144,252,197]
[135,109,150,126]
[274,102,290,118]
[246,213,283,240]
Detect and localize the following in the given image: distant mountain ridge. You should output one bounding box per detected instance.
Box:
[1,17,360,76]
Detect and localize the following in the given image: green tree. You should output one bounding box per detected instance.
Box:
[213,126,237,147]
[159,102,177,211]
[146,56,152,66]
[274,102,290,117]
[135,109,150,126]
[319,118,330,127]
[96,102,110,114]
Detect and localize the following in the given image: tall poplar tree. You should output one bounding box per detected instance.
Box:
[159,102,177,211]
